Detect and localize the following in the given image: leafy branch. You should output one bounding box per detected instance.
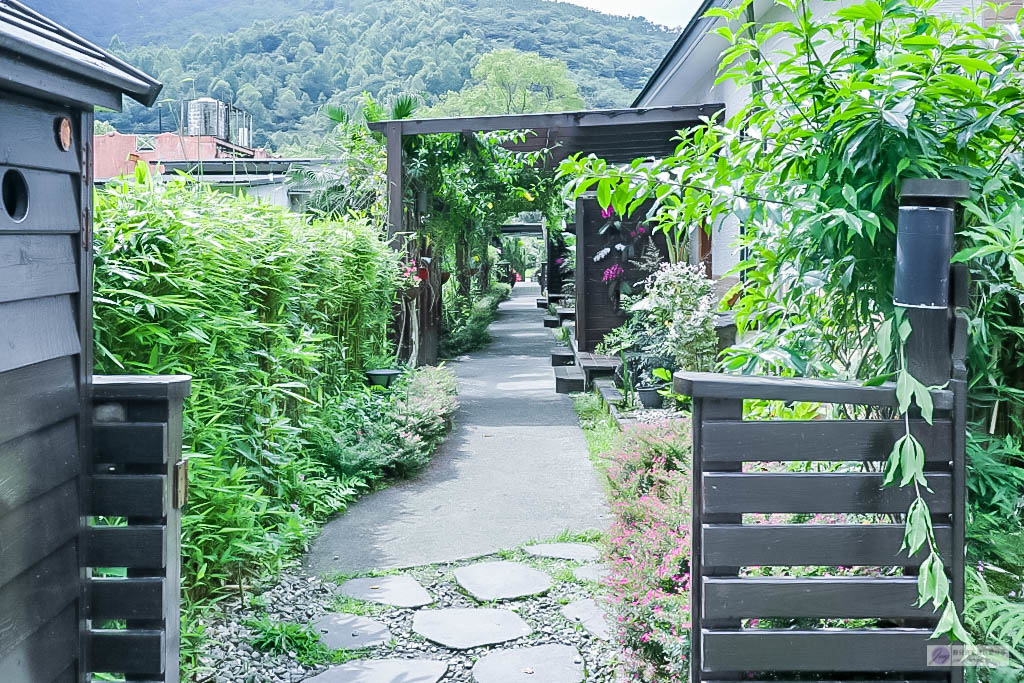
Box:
[878,312,972,643]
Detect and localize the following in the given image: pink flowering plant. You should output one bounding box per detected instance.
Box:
[604,421,692,681]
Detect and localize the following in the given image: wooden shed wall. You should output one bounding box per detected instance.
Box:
[0,92,90,683]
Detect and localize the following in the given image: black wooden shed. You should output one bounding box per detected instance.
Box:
[2,3,188,682]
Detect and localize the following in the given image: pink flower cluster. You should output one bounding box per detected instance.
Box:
[604,421,693,681]
[601,205,615,219]
[603,263,625,283]
[630,227,647,238]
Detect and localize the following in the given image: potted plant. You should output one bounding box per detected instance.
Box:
[636,382,664,409]
[366,368,402,388]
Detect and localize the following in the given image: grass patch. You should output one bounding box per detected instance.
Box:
[573,392,620,468]
[244,616,369,666]
[329,595,386,617]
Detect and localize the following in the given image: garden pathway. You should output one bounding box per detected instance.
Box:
[305,283,609,576]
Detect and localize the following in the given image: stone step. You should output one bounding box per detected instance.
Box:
[551,346,575,367]
[536,297,548,309]
[556,307,575,323]
[543,315,561,328]
[473,645,584,683]
[554,365,585,394]
[577,352,621,388]
[593,378,624,405]
[413,608,531,650]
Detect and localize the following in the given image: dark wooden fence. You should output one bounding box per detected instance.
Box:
[87,376,190,682]
[675,184,969,682]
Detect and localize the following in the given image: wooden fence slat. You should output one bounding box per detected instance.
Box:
[0,418,78,517]
[87,629,165,675]
[0,541,78,654]
[85,526,166,568]
[702,577,936,620]
[702,524,952,567]
[88,577,164,621]
[675,371,954,410]
[89,474,165,517]
[701,419,952,462]
[703,473,953,514]
[0,478,78,586]
[92,423,167,465]
[701,629,946,672]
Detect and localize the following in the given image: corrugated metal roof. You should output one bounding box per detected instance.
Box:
[0,0,161,106]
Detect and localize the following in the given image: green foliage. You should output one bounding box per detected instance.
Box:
[94,172,396,598]
[598,263,718,387]
[422,49,586,117]
[439,284,512,358]
[562,0,1024,646]
[312,366,459,481]
[86,0,675,147]
[245,616,368,666]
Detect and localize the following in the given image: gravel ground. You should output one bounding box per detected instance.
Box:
[195,547,618,682]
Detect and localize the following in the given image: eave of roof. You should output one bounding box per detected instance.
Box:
[631,0,729,107]
[0,0,161,107]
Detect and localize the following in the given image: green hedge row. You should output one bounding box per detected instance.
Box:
[93,173,401,600]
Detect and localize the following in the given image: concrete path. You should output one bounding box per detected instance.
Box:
[305,284,609,576]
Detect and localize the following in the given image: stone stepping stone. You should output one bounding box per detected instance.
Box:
[413,608,531,649]
[472,644,584,682]
[524,542,601,563]
[573,563,610,583]
[313,613,391,650]
[454,560,552,601]
[303,659,448,682]
[338,574,433,608]
[561,598,611,640]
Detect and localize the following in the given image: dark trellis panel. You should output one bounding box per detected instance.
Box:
[574,196,665,352]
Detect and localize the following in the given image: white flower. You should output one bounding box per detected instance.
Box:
[593,247,611,262]
[615,243,627,252]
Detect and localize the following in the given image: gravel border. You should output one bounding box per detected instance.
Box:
[194,546,618,682]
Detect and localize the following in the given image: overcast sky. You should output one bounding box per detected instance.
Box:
[555,0,702,28]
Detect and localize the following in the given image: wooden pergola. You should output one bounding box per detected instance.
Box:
[366,104,724,238]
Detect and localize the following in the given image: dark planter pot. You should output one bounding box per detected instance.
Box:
[637,386,664,409]
[366,369,402,388]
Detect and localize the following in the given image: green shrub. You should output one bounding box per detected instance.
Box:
[313,366,459,481]
[439,284,511,357]
[93,172,399,599]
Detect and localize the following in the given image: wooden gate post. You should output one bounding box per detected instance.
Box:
[87,376,191,683]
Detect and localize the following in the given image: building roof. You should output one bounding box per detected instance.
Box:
[631,0,725,107]
[0,0,161,109]
[367,104,723,164]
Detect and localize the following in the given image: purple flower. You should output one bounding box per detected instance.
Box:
[555,257,565,265]
[603,263,625,283]
[601,205,614,219]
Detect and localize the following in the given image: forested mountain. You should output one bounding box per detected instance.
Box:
[29,0,676,149]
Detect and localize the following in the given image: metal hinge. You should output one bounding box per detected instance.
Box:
[174,459,189,509]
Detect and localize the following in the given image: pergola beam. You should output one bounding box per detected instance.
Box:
[367,104,721,136]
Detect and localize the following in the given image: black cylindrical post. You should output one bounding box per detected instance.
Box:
[893,206,954,309]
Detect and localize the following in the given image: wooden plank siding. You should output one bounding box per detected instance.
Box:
[0,95,87,682]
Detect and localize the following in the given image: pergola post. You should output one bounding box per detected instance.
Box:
[385,121,403,240]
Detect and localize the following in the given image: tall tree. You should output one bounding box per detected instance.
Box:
[423,49,586,117]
